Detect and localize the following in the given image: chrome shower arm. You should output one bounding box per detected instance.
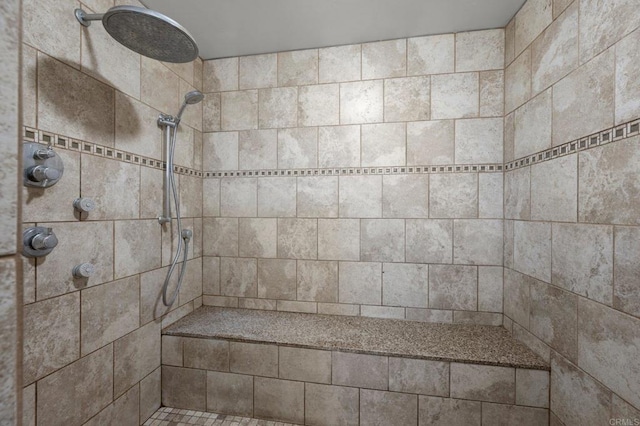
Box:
[75,9,104,27]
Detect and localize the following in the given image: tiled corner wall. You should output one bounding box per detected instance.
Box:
[502,0,640,424]
[19,0,204,424]
[200,30,507,325]
[1,0,23,423]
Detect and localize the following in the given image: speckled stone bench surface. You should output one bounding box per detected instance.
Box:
[163,307,549,370]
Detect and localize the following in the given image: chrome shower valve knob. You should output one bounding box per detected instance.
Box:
[73,263,96,279]
[33,148,55,160]
[28,165,61,182]
[73,197,96,213]
[22,227,59,258]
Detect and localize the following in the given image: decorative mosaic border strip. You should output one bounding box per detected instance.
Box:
[506,118,640,171]
[204,163,503,179]
[23,127,203,178]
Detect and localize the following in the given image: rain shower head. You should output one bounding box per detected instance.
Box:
[75,5,199,63]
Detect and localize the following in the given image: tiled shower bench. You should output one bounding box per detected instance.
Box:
[161,307,550,426]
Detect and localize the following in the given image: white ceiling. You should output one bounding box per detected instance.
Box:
[142,0,526,60]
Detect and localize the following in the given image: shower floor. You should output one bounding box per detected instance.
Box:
[144,407,299,426]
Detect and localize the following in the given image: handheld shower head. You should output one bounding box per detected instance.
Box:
[175,90,204,122]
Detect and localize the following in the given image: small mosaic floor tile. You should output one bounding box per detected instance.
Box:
[144,407,300,426]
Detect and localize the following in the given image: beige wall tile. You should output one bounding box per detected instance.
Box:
[362,39,406,79]
[278,127,318,168]
[81,276,139,356]
[180,174,203,219]
[515,89,552,159]
[361,219,405,262]
[505,168,531,220]
[407,120,454,165]
[361,305,405,319]
[615,28,640,124]
[140,368,161,424]
[258,177,297,217]
[479,173,504,219]
[230,342,278,377]
[614,226,640,317]
[22,43,37,128]
[480,70,505,117]
[578,298,640,408]
[298,84,340,127]
[453,219,503,265]
[429,265,478,311]
[161,365,206,410]
[579,0,640,63]
[38,54,115,146]
[238,129,277,169]
[553,48,615,146]
[203,132,238,171]
[515,0,552,55]
[455,118,503,164]
[277,218,317,259]
[220,257,257,297]
[319,44,361,83]
[305,383,359,426]
[504,269,532,328]
[478,266,503,313]
[406,219,453,264]
[203,295,238,308]
[456,29,505,72]
[513,322,551,363]
[450,363,515,403]
[23,293,80,385]
[531,154,577,222]
[318,219,360,261]
[183,338,229,371]
[220,177,257,217]
[406,308,453,323]
[278,49,318,86]
[115,93,163,158]
[254,377,304,423]
[23,0,80,67]
[516,368,550,408]
[389,357,449,396]
[407,34,455,76]
[481,403,549,425]
[383,263,428,308]
[431,73,479,119]
[277,300,317,313]
[238,297,277,310]
[37,345,113,426]
[504,220,515,269]
[360,390,418,425]
[279,346,331,383]
[551,353,611,425]
[259,87,297,128]
[114,321,160,397]
[297,260,339,302]
[221,90,258,131]
[552,223,613,305]
[419,396,481,426]
[239,218,277,258]
[531,2,578,94]
[161,335,183,367]
[318,125,361,167]
[384,76,430,122]
[140,57,180,115]
[318,302,360,316]
[239,54,277,89]
[505,48,531,113]
[340,80,384,124]
[332,352,388,390]
[553,0,573,18]
[115,220,161,278]
[382,175,428,218]
[23,383,35,426]
[514,220,551,282]
[361,123,406,167]
[258,258,296,300]
[339,175,382,218]
[203,257,221,295]
[339,261,382,305]
[504,111,516,162]
[298,176,338,218]
[505,18,516,65]
[453,311,503,326]
[36,221,114,300]
[81,155,139,220]
[140,166,164,220]
[429,173,478,219]
[203,218,238,257]
[206,371,253,416]
[203,92,221,132]
[579,136,640,225]
[204,57,239,92]
[84,385,139,426]
[611,394,640,425]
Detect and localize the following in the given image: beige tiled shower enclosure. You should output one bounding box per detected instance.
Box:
[1,0,638,424]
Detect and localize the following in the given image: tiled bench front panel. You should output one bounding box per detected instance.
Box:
[161,336,549,425]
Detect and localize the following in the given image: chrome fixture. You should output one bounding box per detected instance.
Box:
[74,5,199,63]
[157,90,204,307]
[73,197,96,213]
[72,263,96,279]
[23,142,64,188]
[23,227,58,258]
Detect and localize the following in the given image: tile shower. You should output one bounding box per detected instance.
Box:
[0,0,638,426]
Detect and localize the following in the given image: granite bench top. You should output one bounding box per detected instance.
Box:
[163,307,549,370]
